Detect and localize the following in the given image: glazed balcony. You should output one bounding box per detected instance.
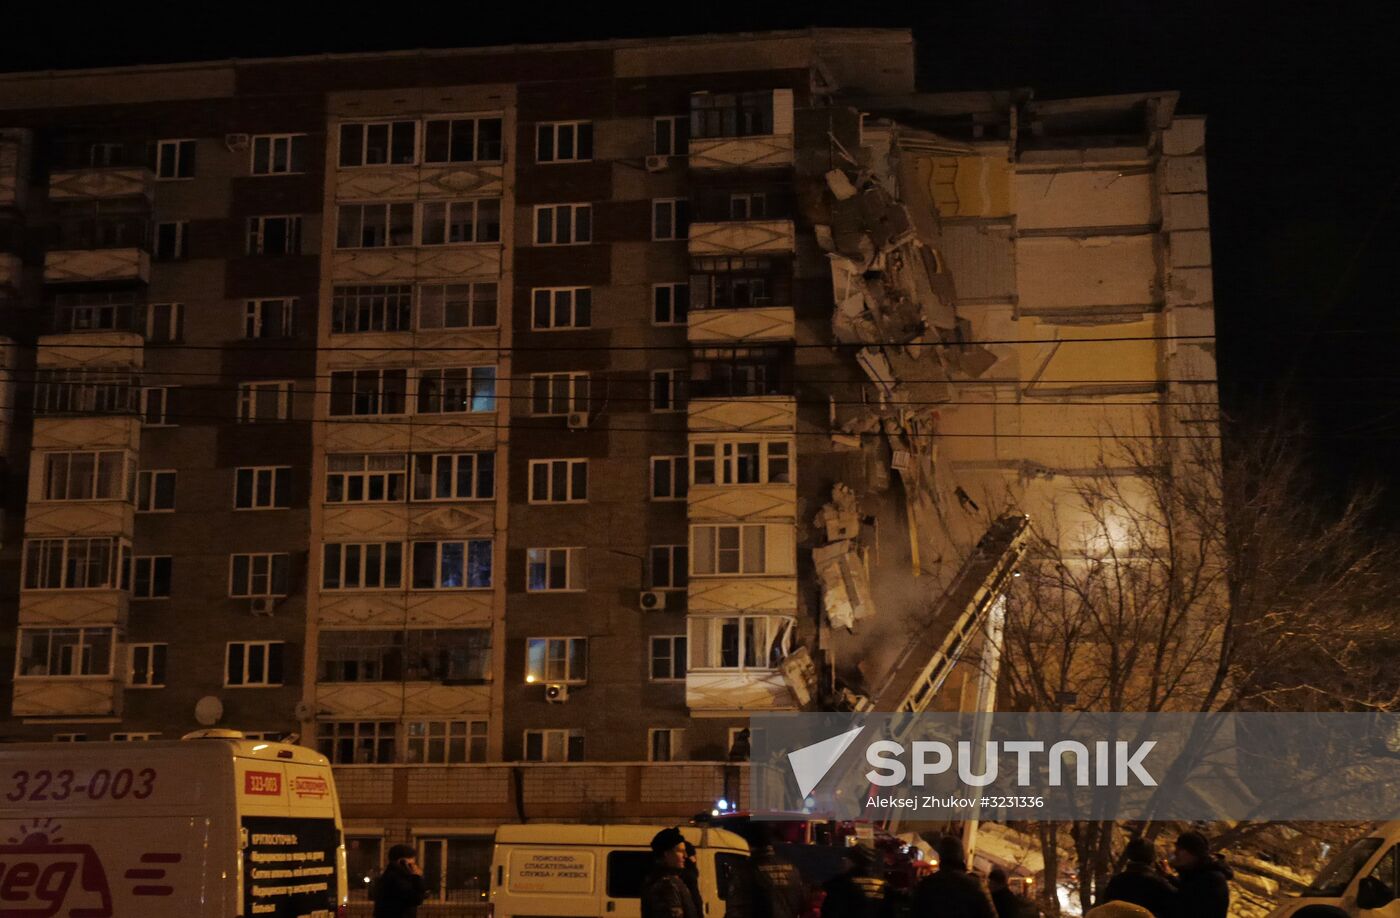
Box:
[44,217,150,284]
[47,141,154,201]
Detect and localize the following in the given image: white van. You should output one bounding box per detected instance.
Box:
[1266,820,1400,918]
[0,730,348,917]
[491,824,750,918]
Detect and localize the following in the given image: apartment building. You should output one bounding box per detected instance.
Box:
[0,28,1216,907]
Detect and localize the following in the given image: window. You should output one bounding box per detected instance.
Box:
[329,369,407,417]
[405,720,488,764]
[131,556,172,599]
[729,192,770,220]
[251,134,308,175]
[318,721,397,764]
[649,546,688,591]
[650,635,686,681]
[225,641,285,687]
[416,367,497,414]
[41,450,127,501]
[111,733,158,741]
[318,629,491,684]
[327,454,407,503]
[525,637,587,683]
[246,215,302,255]
[691,346,786,397]
[688,614,792,670]
[235,466,291,510]
[536,121,593,163]
[53,734,88,742]
[337,202,414,249]
[16,627,114,678]
[691,440,791,485]
[424,115,504,163]
[421,199,501,245]
[411,540,493,590]
[146,303,182,343]
[322,542,404,590]
[412,452,494,501]
[528,459,588,504]
[153,221,187,260]
[34,367,139,415]
[332,284,413,334]
[526,548,585,592]
[649,728,684,762]
[237,381,293,421]
[654,116,690,156]
[245,298,295,338]
[653,283,689,326]
[531,287,591,330]
[155,139,196,179]
[141,386,174,425]
[419,282,497,330]
[52,291,136,332]
[651,369,686,412]
[691,524,773,575]
[534,204,592,245]
[523,729,584,762]
[136,470,176,512]
[23,538,126,590]
[339,121,417,167]
[652,199,690,241]
[691,91,776,139]
[650,456,687,501]
[128,643,167,688]
[529,371,589,416]
[229,553,291,597]
[418,837,493,903]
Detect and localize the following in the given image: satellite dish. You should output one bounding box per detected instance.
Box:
[195,695,224,726]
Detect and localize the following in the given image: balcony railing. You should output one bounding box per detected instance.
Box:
[33,368,141,416]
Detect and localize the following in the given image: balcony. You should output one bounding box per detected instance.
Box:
[47,141,153,201]
[688,220,795,258]
[44,216,151,284]
[332,761,750,823]
[687,671,794,713]
[11,679,117,717]
[688,135,794,171]
[688,306,795,344]
[315,682,491,718]
[688,395,796,434]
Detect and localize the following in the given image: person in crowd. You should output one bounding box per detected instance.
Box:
[987,867,1037,918]
[1168,830,1232,918]
[910,836,996,918]
[822,844,891,918]
[725,823,808,918]
[683,841,705,916]
[1100,837,1178,918]
[644,828,701,918]
[372,843,428,918]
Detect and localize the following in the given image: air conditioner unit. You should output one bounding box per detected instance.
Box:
[567,411,590,430]
[544,683,570,703]
[645,154,671,172]
[639,591,668,611]
[249,597,276,616]
[224,133,250,152]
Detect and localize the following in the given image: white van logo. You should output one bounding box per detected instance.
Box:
[0,819,184,917]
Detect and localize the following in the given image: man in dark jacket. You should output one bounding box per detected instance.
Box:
[1100,838,1177,918]
[725,823,808,918]
[822,845,890,918]
[373,843,428,918]
[911,837,996,918]
[1169,831,1231,918]
[683,841,705,916]
[987,868,1036,918]
[644,828,701,918]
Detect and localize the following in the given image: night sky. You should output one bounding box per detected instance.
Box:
[5,1,1397,496]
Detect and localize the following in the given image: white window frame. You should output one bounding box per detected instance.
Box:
[527,458,588,504]
[419,198,501,246]
[130,555,172,599]
[649,635,687,681]
[648,728,685,762]
[687,614,793,672]
[321,542,404,591]
[15,626,116,679]
[329,368,408,417]
[648,545,688,591]
[729,192,770,220]
[650,369,685,412]
[652,198,689,241]
[336,201,415,250]
[411,451,495,502]
[533,203,592,246]
[153,221,188,260]
[652,282,690,326]
[246,215,303,255]
[326,454,407,504]
[145,302,183,342]
[135,469,176,512]
[523,729,584,763]
[38,450,130,502]
[415,366,497,415]
[529,371,589,417]
[141,386,175,426]
[654,116,689,156]
[234,466,292,510]
[530,287,592,330]
[535,121,594,163]
[423,114,504,164]
[404,719,489,764]
[650,455,687,501]
[690,523,774,576]
[410,539,494,591]
[244,297,296,338]
[237,380,293,422]
[317,720,398,765]
[224,641,285,688]
[338,120,418,168]
[155,139,196,180]
[525,636,588,684]
[332,284,413,334]
[418,282,498,330]
[526,547,586,593]
[127,643,167,688]
[22,538,128,591]
[690,438,792,486]
[251,134,308,175]
[229,553,291,598]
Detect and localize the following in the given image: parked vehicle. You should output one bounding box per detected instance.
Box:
[1266,821,1400,918]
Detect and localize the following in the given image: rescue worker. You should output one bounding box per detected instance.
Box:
[822,845,890,918]
[725,823,808,918]
[644,828,701,918]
